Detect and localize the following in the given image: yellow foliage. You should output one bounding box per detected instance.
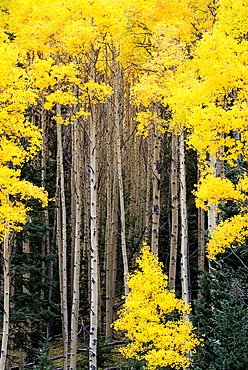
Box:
[44,89,78,110]
[201,173,248,258]
[0,31,48,239]
[0,166,47,240]
[136,111,167,137]
[80,80,113,104]
[2,0,248,263]
[113,243,200,369]
[207,214,248,259]
[194,174,246,211]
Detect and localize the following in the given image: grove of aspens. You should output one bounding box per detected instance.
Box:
[0,0,248,369]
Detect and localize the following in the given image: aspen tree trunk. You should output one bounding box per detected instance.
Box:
[70,124,76,298]
[56,105,69,370]
[208,155,217,236]
[151,125,161,255]
[105,180,118,341]
[105,101,117,342]
[113,48,129,296]
[198,207,205,271]
[105,142,118,341]
[0,229,10,370]
[179,130,190,305]
[179,131,191,370]
[197,155,205,297]
[197,159,205,274]
[169,133,179,290]
[105,168,113,341]
[41,102,53,338]
[144,134,152,241]
[70,117,82,370]
[18,217,31,368]
[89,50,99,370]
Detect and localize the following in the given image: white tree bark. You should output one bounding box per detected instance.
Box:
[70,118,82,370]
[56,104,69,370]
[169,133,179,290]
[151,125,161,255]
[113,49,129,296]
[0,228,10,370]
[179,130,190,305]
[89,49,99,370]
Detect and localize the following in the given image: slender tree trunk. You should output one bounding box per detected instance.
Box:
[0,228,10,370]
[89,49,99,370]
[113,49,129,295]
[208,155,217,233]
[56,104,69,370]
[179,130,190,305]
[198,207,205,271]
[70,116,82,370]
[169,133,179,290]
[179,130,191,370]
[151,125,161,255]
[41,102,53,338]
[105,100,117,342]
[17,217,32,368]
[197,158,205,274]
[144,134,152,242]
[70,124,76,298]
[105,169,113,341]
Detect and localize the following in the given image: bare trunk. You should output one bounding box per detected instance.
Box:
[70,118,82,370]
[179,131,190,305]
[0,229,10,370]
[113,50,129,295]
[105,100,117,341]
[144,135,152,241]
[151,126,161,255]
[56,105,69,370]
[198,207,205,271]
[89,50,99,370]
[169,133,179,290]
[41,103,53,338]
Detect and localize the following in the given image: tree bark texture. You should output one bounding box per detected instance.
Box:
[56,105,69,370]
[169,133,179,290]
[89,50,99,370]
[0,229,10,370]
[151,125,161,255]
[113,49,129,296]
[179,131,190,305]
[70,118,82,370]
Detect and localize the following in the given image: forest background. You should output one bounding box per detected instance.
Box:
[0,0,248,369]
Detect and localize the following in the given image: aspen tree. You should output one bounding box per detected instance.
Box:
[144,134,152,242]
[114,243,200,370]
[41,102,53,337]
[113,47,129,296]
[0,37,47,367]
[179,130,190,305]
[20,216,31,367]
[0,228,10,370]
[151,125,162,255]
[182,0,248,260]
[207,156,218,235]
[70,123,76,299]
[105,97,118,342]
[56,104,69,370]
[169,133,179,290]
[89,47,99,370]
[105,168,113,341]
[197,207,205,271]
[70,117,82,370]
